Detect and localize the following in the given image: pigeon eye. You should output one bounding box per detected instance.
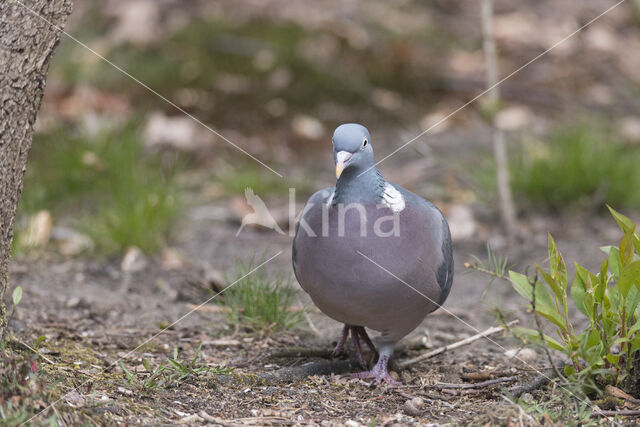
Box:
[362,137,368,148]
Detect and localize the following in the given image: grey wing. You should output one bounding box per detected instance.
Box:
[436,215,454,305]
[394,184,454,306]
[292,187,334,286]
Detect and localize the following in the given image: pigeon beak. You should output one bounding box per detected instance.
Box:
[335,151,353,179]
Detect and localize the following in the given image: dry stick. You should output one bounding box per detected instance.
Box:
[9,335,55,365]
[591,410,640,418]
[426,376,517,390]
[481,0,516,237]
[399,320,518,369]
[508,364,565,398]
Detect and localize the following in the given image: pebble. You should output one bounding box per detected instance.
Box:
[404,397,425,415]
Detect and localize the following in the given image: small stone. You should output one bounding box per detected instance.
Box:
[504,348,537,361]
[404,397,424,415]
[495,106,532,131]
[292,115,325,140]
[161,248,184,270]
[121,246,147,272]
[116,387,133,396]
[63,390,85,408]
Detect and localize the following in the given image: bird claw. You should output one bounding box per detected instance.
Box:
[350,355,401,386]
[351,370,401,387]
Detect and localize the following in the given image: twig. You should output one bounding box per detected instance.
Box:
[481,0,517,238]
[530,274,565,381]
[591,410,640,418]
[426,376,517,390]
[9,335,55,365]
[461,370,514,382]
[464,263,509,281]
[399,320,518,368]
[508,363,565,398]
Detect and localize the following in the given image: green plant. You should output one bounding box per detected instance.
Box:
[0,349,56,426]
[17,123,181,254]
[510,123,640,211]
[516,383,594,425]
[501,207,640,395]
[223,261,303,333]
[120,344,232,390]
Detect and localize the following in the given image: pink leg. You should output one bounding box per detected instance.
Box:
[351,345,400,386]
[351,327,367,368]
[330,324,350,358]
[355,326,377,354]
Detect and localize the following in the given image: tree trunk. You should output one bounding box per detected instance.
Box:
[0,0,72,334]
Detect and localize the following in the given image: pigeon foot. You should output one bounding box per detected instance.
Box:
[351,355,401,386]
[330,324,350,358]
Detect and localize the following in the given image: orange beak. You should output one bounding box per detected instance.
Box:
[335,151,352,179]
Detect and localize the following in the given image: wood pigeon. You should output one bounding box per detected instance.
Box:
[292,123,454,385]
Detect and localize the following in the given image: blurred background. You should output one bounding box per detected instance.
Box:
[12,0,640,263]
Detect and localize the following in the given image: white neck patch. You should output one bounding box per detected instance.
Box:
[381,183,405,212]
[325,189,335,206]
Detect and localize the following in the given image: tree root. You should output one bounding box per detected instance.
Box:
[508,362,565,398]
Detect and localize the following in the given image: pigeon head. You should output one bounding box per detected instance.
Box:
[332,123,374,179]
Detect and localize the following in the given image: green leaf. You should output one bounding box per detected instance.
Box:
[142,358,152,373]
[509,271,533,300]
[12,286,22,306]
[511,327,566,352]
[608,247,621,278]
[167,358,184,372]
[606,354,621,365]
[539,267,563,308]
[620,228,636,268]
[608,205,640,254]
[548,234,567,289]
[191,343,203,368]
[120,361,135,384]
[608,205,636,233]
[571,267,588,316]
[563,364,576,377]
[508,271,566,331]
[600,245,614,255]
[618,260,640,298]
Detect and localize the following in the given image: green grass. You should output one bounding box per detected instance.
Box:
[222,261,303,333]
[510,122,640,211]
[0,347,58,426]
[120,344,232,391]
[16,123,181,254]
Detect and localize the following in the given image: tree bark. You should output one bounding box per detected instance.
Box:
[0,0,72,333]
